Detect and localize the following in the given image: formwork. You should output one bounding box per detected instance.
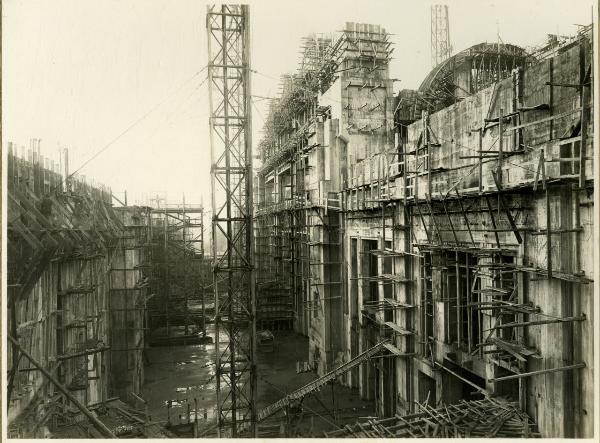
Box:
[254,22,594,438]
[5,143,152,437]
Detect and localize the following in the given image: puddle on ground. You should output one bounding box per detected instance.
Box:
[175,359,206,366]
[143,324,271,423]
[165,399,184,408]
[174,384,215,394]
[143,326,221,421]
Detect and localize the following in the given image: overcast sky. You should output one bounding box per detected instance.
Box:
[3,0,594,206]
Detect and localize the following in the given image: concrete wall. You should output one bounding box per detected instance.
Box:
[394,35,594,438]
[255,23,395,379]
[109,207,150,400]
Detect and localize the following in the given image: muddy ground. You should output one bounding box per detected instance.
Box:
[141,325,375,437]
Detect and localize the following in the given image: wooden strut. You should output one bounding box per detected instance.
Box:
[545,183,552,280]
[414,201,431,243]
[7,294,22,404]
[497,107,504,184]
[483,315,586,331]
[441,199,459,246]
[501,107,582,133]
[7,335,117,439]
[532,149,546,192]
[483,196,501,249]
[578,40,587,189]
[454,188,476,247]
[489,363,586,382]
[57,346,110,361]
[435,363,490,398]
[424,112,432,197]
[425,194,443,244]
[490,171,522,244]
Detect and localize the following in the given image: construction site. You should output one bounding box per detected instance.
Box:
[4,2,597,440]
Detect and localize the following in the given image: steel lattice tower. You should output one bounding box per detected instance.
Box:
[431,4,452,67]
[206,4,256,437]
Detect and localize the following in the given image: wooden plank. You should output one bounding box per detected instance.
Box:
[383,323,413,337]
[383,297,414,308]
[489,338,534,362]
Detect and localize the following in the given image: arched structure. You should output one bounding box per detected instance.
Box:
[420,42,532,107]
[397,42,533,123]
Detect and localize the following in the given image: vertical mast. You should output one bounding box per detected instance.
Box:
[206,4,256,437]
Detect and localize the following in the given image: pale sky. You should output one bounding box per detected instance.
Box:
[3,0,594,207]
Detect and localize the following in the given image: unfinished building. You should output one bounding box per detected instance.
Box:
[5,144,208,438]
[254,22,594,438]
[4,3,595,438]
[147,204,207,346]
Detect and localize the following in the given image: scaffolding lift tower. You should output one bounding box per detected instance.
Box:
[206,4,257,438]
[431,4,452,67]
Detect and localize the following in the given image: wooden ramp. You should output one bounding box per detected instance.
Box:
[257,340,391,422]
